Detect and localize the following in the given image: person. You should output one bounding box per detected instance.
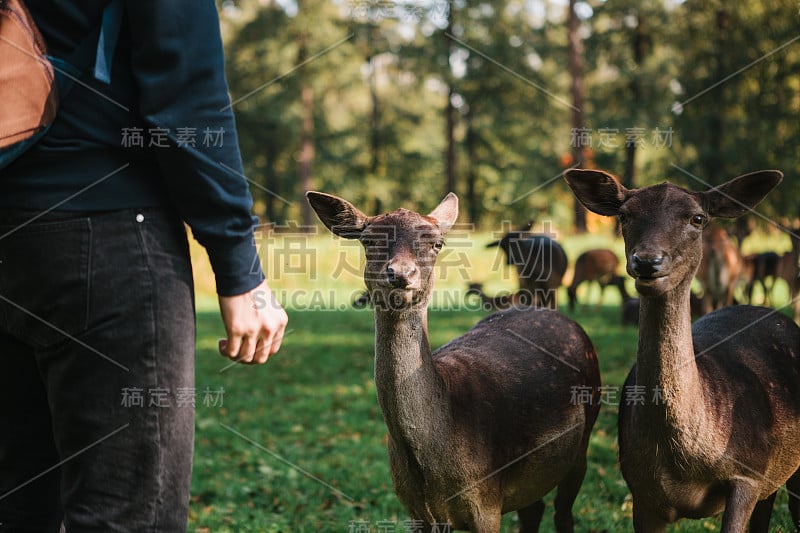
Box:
[0,0,288,530]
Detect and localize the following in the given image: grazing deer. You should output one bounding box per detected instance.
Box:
[353,289,372,308]
[741,252,780,306]
[776,226,800,322]
[464,282,516,310]
[485,231,568,310]
[307,191,601,532]
[731,216,754,247]
[567,249,623,311]
[696,223,744,313]
[564,169,800,533]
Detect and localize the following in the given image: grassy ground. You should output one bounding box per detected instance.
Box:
[187,229,798,532]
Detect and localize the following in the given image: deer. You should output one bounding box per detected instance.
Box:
[695,222,744,313]
[307,191,601,532]
[482,230,568,310]
[776,225,800,322]
[464,282,516,310]
[741,251,780,306]
[464,281,544,311]
[620,290,705,328]
[353,289,372,308]
[567,249,624,311]
[564,168,800,533]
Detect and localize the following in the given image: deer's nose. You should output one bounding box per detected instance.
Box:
[386,262,417,288]
[630,252,664,278]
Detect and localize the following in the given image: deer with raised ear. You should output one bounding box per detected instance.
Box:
[306,191,601,532]
[564,169,800,533]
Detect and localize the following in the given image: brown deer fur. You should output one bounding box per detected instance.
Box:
[776,226,800,322]
[567,249,622,311]
[696,223,743,313]
[564,169,800,533]
[307,191,601,532]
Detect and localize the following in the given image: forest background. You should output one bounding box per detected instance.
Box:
[215,0,800,237]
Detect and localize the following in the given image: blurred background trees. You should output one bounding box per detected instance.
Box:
[217,0,800,231]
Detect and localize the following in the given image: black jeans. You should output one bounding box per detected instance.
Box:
[0,209,195,532]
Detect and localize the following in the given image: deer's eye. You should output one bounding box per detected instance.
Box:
[690,214,707,228]
[433,241,444,252]
[360,236,385,248]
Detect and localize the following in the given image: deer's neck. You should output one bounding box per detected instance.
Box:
[636,281,709,443]
[374,306,451,452]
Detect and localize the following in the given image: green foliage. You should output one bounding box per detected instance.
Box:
[668,1,800,221]
[218,0,800,229]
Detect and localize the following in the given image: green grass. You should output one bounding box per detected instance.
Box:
[186,229,798,532]
[188,304,797,532]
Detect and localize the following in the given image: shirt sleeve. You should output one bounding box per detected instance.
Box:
[124,0,264,296]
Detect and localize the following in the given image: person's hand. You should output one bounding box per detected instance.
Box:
[217,280,288,364]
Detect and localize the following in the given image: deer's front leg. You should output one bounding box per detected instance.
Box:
[632,500,668,533]
[720,478,761,533]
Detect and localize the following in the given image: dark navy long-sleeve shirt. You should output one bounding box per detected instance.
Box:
[0,0,265,296]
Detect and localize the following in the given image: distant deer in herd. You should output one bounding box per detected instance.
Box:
[352,289,372,308]
[695,222,743,313]
[776,225,800,322]
[567,249,627,311]
[565,168,800,533]
[731,216,754,247]
[741,251,780,306]
[464,282,516,310]
[477,229,568,310]
[307,191,601,532]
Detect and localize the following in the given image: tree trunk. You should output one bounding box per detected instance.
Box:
[706,9,728,183]
[623,13,646,191]
[443,0,457,198]
[298,37,315,232]
[369,53,381,176]
[264,145,277,224]
[465,111,480,226]
[445,86,457,197]
[568,0,587,233]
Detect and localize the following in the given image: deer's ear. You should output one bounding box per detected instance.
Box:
[698,170,783,219]
[306,191,371,239]
[428,192,459,234]
[564,169,628,216]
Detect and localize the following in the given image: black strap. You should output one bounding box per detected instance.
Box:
[63,23,104,76]
[57,1,120,80]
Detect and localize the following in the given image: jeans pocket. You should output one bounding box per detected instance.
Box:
[0,218,91,348]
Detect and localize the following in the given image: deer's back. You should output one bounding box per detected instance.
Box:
[432,307,599,391]
[691,306,800,449]
[690,306,800,386]
[432,307,600,505]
